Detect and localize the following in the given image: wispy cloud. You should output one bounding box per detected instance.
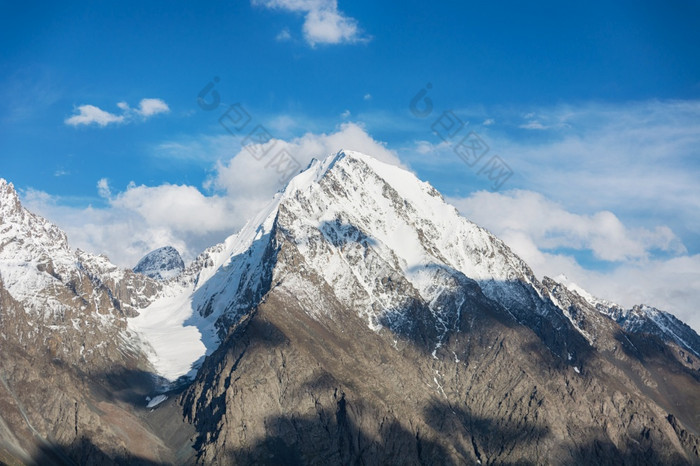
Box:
[253,0,369,46]
[275,28,292,41]
[0,65,62,123]
[485,100,700,238]
[518,120,548,130]
[65,98,169,127]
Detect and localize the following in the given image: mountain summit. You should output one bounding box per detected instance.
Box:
[134,246,185,281]
[0,153,699,464]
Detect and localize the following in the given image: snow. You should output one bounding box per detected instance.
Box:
[274,150,539,333]
[126,194,284,382]
[146,394,168,408]
[554,276,699,357]
[128,288,209,381]
[554,274,615,309]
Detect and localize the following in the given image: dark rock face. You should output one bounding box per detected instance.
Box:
[134,246,185,281]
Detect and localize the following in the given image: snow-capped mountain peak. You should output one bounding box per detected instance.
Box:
[0,178,23,217]
[128,150,577,381]
[134,246,185,281]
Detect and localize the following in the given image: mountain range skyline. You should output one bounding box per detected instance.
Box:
[3,1,700,335]
[1,149,699,464]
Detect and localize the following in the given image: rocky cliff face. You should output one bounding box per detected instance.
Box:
[1,152,699,465]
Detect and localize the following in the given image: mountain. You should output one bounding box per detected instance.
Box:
[133,246,185,281]
[606,304,700,359]
[554,275,700,360]
[0,179,192,464]
[1,151,699,465]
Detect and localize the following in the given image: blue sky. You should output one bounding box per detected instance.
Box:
[1,0,700,328]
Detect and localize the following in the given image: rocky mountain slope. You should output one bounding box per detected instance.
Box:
[0,179,191,464]
[0,151,699,465]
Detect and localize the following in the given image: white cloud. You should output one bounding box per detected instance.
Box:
[453,100,700,243]
[111,184,237,235]
[482,118,495,126]
[363,93,372,101]
[414,140,434,155]
[135,98,169,117]
[253,0,368,46]
[450,190,685,262]
[65,98,169,127]
[65,104,125,127]
[24,184,239,268]
[97,178,112,199]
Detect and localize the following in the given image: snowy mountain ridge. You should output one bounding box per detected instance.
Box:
[553,274,700,358]
[0,179,160,368]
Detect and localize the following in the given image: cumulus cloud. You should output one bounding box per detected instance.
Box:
[24,184,239,268]
[253,0,368,46]
[65,98,169,127]
[210,122,403,219]
[450,190,686,262]
[97,178,112,199]
[135,98,170,117]
[65,105,125,127]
